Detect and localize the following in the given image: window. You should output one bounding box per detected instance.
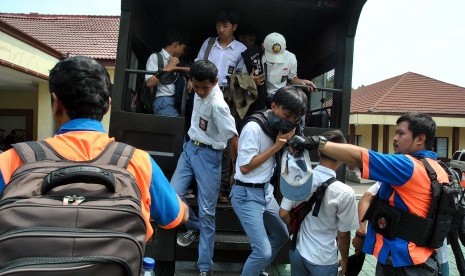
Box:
[460,153,465,162]
[355,135,362,146]
[435,137,448,159]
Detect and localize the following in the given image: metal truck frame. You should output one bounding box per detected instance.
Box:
[110,0,366,274]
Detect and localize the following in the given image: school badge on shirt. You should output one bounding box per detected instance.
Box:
[228,66,235,74]
[199,117,208,131]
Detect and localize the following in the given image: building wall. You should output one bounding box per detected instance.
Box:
[353,124,462,159]
[37,82,53,140]
[0,90,38,140]
[436,127,452,157]
[460,128,465,150]
[0,32,58,76]
[354,125,372,149]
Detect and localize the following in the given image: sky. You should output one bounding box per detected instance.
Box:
[1,0,464,88]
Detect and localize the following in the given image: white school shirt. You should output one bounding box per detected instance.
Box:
[195,37,247,87]
[234,121,275,184]
[264,50,298,97]
[187,84,237,150]
[280,165,359,265]
[145,48,175,97]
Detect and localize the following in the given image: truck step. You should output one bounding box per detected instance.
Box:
[186,198,244,232]
[175,261,243,275]
[175,231,251,263]
[177,231,250,251]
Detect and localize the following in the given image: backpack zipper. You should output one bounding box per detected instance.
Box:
[0,196,141,210]
[0,256,132,275]
[0,226,142,276]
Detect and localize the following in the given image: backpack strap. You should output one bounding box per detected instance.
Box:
[156,52,164,72]
[310,177,337,217]
[109,142,136,169]
[92,142,136,169]
[242,111,277,140]
[12,141,135,170]
[12,141,62,163]
[420,158,441,220]
[289,176,336,249]
[203,37,216,60]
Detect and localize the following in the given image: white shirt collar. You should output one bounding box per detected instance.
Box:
[160,48,171,59]
[196,84,221,101]
[313,165,337,178]
[214,37,237,50]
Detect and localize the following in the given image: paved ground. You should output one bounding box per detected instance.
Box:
[174,179,464,275]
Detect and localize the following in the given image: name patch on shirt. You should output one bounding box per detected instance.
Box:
[199,117,208,131]
[228,66,235,74]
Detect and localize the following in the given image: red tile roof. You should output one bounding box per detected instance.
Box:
[351,72,465,116]
[0,13,119,61]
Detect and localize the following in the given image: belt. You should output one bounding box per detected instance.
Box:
[235,179,266,189]
[191,139,218,151]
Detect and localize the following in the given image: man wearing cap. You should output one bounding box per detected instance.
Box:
[249,32,316,106]
[231,86,307,276]
[279,129,358,276]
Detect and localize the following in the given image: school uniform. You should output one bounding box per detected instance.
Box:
[195,37,247,87]
[280,165,359,275]
[170,84,237,272]
[145,48,179,117]
[263,50,298,98]
[196,37,247,204]
[231,121,289,275]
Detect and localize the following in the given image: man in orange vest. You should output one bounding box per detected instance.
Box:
[0,56,188,240]
[289,113,446,275]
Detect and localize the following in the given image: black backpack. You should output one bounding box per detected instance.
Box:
[0,141,146,276]
[289,177,337,249]
[421,159,463,248]
[364,158,463,249]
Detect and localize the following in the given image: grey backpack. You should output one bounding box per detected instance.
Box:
[0,141,146,276]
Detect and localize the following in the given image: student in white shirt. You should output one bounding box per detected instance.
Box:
[171,60,238,276]
[280,130,359,276]
[145,32,189,116]
[195,9,247,88]
[231,86,308,276]
[195,9,247,204]
[250,32,316,104]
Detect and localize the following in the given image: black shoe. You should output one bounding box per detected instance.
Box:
[177,229,199,247]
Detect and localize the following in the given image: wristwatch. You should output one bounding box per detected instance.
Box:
[318,136,328,150]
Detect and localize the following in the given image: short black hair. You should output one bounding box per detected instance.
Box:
[49,56,111,121]
[272,86,308,117]
[164,32,190,47]
[189,60,218,84]
[396,113,436,150]
[216,9,239,25]
[238,25,258,36]
[320,129,347,161]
